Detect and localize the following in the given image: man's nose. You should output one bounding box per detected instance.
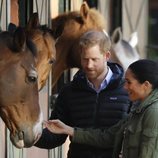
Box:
[87,60,93,68]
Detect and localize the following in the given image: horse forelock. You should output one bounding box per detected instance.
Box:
[26,25,55,57]
[51,11,83,39]
[39,25,54,37]
[26,39,37,57]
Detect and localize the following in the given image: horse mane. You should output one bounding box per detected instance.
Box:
[88,8,106,29]
[51,7,106,40]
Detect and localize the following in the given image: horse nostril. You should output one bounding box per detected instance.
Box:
[19,131,24,140]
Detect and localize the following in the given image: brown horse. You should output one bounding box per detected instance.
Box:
[51,2,139,89]
[26,13,56,90]
[51,2,106,88]
[0,26,42,148]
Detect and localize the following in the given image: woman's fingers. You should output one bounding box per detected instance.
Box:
[43,119,74,136]
[43,119,66,134]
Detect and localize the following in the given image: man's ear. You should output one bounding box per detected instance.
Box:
[104,51,111,61]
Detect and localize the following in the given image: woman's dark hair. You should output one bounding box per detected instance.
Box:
[128,59,158,89]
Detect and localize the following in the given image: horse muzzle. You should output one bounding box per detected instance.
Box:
[10,127,42,148]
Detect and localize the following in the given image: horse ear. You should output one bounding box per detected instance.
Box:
[8,23,17,33]
[80,2,90,19]
[111,27,122,44]
[128,32,138,48]
[13,27,26,52]
[26,12,40,30]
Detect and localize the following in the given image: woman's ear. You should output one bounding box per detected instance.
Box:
[144,81,152,91]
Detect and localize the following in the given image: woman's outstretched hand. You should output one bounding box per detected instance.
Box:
[43,119,74,136]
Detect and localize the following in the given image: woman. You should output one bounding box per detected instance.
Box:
[44,59,158,158]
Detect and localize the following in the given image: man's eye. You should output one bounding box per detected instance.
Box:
[93,59,98,62]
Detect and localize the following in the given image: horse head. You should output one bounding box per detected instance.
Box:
[26,13,56,90]
[51,2,140,89]
[110,27,139,70]
[51,1,106,88]
[0,27,43,148]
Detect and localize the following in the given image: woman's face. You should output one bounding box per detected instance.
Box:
[124,69,152,102]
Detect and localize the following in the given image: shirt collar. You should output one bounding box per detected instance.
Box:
[87,67,113,93]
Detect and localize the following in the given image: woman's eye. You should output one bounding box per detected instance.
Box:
[127,81,131,84]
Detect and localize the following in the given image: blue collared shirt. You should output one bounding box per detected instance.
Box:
[87,67,113,93]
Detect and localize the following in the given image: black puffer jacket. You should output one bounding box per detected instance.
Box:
[35,62,131,158]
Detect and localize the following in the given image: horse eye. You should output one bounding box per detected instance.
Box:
[27,70,38,83]
[49,58,56,64]
[28,76,37,83]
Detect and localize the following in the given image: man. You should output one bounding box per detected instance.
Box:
[35,30,131,158]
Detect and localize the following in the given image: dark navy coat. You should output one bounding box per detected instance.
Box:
[35,62,131,158]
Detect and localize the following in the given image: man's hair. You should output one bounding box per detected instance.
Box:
[79,30,111,53]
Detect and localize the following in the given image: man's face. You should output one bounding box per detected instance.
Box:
[81,45,110,81]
